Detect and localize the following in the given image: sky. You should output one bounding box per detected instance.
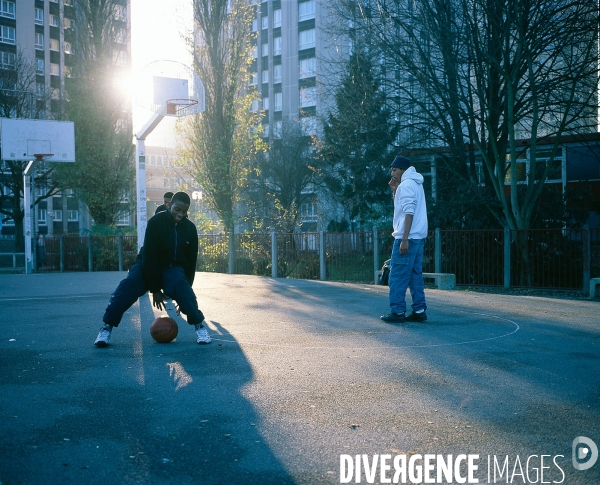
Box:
[130,0,193,147]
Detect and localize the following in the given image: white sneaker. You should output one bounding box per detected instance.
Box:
[94,325,112,347]
[195,323,211,345]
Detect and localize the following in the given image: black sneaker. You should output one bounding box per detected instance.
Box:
[406,311,427,322]
[380,312,406,323]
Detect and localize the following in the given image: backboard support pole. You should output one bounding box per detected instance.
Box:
[23,164,35,274]
[135,112,164,251]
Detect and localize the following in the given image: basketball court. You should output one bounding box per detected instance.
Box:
[0,272,598,484]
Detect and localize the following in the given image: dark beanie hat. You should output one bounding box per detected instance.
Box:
[390,155,411,170]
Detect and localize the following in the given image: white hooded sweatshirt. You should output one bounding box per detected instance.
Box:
[392,166,428,239]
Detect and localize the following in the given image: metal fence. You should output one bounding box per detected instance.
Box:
[2,228,599,292]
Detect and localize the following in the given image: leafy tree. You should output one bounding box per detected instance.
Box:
[247,119,320,232]
[181,0,263,235]
[318,48,398,229]
[0,51,57,250]
[55,0,134,227]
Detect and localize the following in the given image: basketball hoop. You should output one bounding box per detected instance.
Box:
[33,153,54,162]
[166,98,198,116]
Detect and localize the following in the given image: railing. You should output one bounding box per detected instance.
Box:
[1,228,598,293]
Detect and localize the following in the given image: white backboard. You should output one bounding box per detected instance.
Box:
[0,118,75,162]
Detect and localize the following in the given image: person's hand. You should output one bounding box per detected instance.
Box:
[152,291,167,311]
[400,240,409,254]
[389,177,399,192]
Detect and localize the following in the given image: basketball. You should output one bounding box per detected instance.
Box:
[150,317,178,343]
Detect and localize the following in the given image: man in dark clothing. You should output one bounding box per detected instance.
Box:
[154,191,174,215]
[94,192,211,346]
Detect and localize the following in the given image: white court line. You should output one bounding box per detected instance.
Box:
[207,311,521,350]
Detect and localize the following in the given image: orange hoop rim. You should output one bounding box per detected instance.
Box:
[33,153,54,161]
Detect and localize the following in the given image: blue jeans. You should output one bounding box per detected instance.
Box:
[388,238,427,315]
[103,259,205,327]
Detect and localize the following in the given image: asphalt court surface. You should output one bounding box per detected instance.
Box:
[0,271,598,485]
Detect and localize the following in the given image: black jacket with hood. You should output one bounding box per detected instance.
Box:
[139,209,199,293]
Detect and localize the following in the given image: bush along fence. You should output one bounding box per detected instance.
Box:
[5,227,599,295]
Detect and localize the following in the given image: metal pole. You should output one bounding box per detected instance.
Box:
[583,226,590,296]
[118,234,123,272]
[23,161,36,274]
[373,228,379,284]
[135,139,148,252]
[319,231,326,281]
[88,235,93,272]
[504,226,511,289]
[271,231,277,278]
[435,228,441,273]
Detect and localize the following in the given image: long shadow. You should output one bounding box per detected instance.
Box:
[0,275,295,485]
[216,275,600,483]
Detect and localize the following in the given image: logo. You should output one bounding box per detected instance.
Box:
[572,436,598,471]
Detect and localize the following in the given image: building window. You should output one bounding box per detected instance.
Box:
[261,15,268,30]
[51,14,61,27]
[274,120,282,138]
[252,18,258,32]
[252,45,258,59]
[301,116,318,136]
[250,99,259,112]
[36,59,45,75]
[116,213,130,226]
[0,1,15,19]
[298,29,315,50]
[273,8,281,28]
[274,92,282,111]
[67,210,79,222]
[261,43,269,57]
[274,64,282,84]
[64,42,72,54]
[1,52,15,70]
[299,0,316,21]
[63,17,73,29]
[35,33,44,50]
[49,38,59,51]
[51,88,60,100]
[274,37,282,56]
[299,57,316,79]
[38,209,47,225]
[263,96,269,111]
[263,124,270,138]
[35,8,44,25]
[53,210,62,222]
[36,83,45,97]
[262,69,269,84]
[114,4,127,21]
[49,63,59,76]
[300,86,317,107]
[249,72,258,86]
[0,26,15,45]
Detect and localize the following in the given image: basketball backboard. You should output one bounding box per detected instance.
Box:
[135,60,205,117]
[0,118,75,162]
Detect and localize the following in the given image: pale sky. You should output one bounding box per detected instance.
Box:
[130,0,193,147]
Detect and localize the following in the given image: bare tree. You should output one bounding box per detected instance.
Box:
[181,0,263,236]
[0,50,58,250]
[330,0,599,233]
[247,119,320,232]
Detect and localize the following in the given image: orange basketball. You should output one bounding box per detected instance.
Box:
[150,316,178,343]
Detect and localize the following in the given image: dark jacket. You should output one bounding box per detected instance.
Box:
[140,210,199,292]
[154,204,167,215]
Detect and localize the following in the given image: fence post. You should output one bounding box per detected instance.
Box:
[118,234,123,272]
[271,231,277,278]
[504,227,511,289]
[88,235,93,272]
[319,231,326,281]
[60,234,64,273]
[583,225,590,296]
[373,228,379,284]
[228,230,234,275]
[435,228,441,273]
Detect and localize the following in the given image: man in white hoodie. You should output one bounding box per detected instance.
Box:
[381,155,428,323]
